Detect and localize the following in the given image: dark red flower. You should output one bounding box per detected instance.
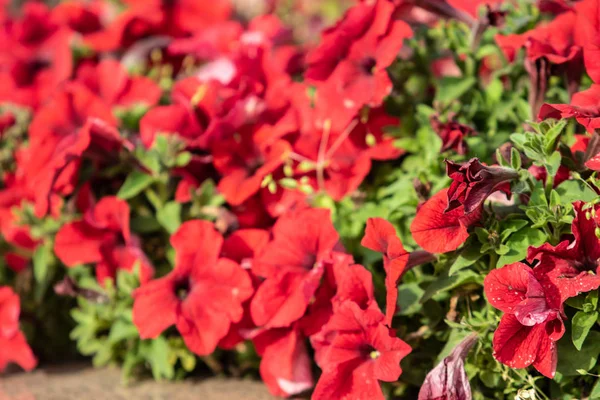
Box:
[430,115,476,155]
[0,286,37,372]
[311,302,411,400]
[445,158,518,214]
[418,333,478,400]
[132,220,253,355]
[54,196,153,284]
[410,188,482,254]
[250,208,340,328]
[361,218,409,325]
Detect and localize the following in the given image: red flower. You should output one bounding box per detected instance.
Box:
[574,0,600,83]
[361,218,409,325]
[418,333,478,400]
[132,220,253,355]
[253,327,314,397]
[250,208,340,328]
[539,84,600,133]
[54,196,153,284]
[307,0,412,108]
[445,158,518,214]
[528,201,600,272]
[312,302,411,400]
[0,3,73,109]
[410,188,482,254]
[484,262,564,377]
[0,286,37,372]
[430,115,476,155]
[76,59,162,110]
[213,126,291,206]
[19,83,126,217]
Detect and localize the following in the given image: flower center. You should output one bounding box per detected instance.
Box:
[360,57,377,75]
[369,350,380,360]
[175,279,191,300]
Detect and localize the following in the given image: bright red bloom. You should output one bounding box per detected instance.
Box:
[484,262,564,377]
[307,0,412,108]
[132,220,253,355]
[361,218,409,325]
[19,83,127,217]
[213,126,291,206]
[250,208,340,328]
[539,84,600,133]
[54,196,153,284]
[445,158,518,214]
[311,302,411,400]
[85,0,232,51]
[574,0,600,83]
[0,286,37,372]
[76,59,162,111]
[253,327,314,397]
[528,201,600,272]
[410,189,482,254]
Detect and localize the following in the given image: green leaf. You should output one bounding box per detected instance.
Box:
[545,152,562,177]
[497,227,547,267]
[435,76,476,104]
[555,180,598,204]
[557,331,600,375]
[421,270,481,303]
[156,201,182,234]
[572,311,598,351]
[108,320,139,344]
[117,171,155,199]
[33,242,53,284]
[142,336,175,380]
[449,245,482,276]
[397,283,425,316]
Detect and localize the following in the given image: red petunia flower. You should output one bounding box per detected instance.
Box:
[54,196,153,285]
[445,158,518,214]
[253,327,314,398]
[76,59,162,111]
[361,218,409,325]
[311,302,411,400]
[539,84,600,133]
[528,201,600,272]
[0,286,37,372]
[484,262,564,377]
[132,220,253,355]
[327,0,412,108]
[410,188,482,254]
[250,208,340,328]
[19,83,128,217]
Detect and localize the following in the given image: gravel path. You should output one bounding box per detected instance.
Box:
[0,365,276,400]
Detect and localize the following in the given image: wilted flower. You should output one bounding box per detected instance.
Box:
[445,158,519,214]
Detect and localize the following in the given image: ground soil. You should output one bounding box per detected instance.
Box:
[0,365,276,400]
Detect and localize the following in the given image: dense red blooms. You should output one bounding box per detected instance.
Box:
[250,208,339,328]
[54,196,153,284]
[361,218,409,325]
[312,302,411,400]
[132,220,253,355]
[0,286,37,372]
[411,189,482,254]
[539,84,600,132]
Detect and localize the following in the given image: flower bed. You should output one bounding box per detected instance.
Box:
[2,0,600,399]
